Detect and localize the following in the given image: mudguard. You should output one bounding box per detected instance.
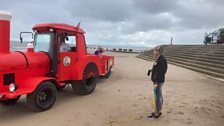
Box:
[1,77,57,99]
[75,56,102,80]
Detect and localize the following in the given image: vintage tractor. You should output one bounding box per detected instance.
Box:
[0,11,114,111]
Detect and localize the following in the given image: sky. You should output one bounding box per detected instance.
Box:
[0,0,224,47]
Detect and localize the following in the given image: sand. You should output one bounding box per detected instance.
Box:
[0,52,224,126]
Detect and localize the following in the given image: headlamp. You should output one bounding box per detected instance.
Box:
[9,83,18,92]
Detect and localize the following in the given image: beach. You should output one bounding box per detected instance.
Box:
[0,52,224,126]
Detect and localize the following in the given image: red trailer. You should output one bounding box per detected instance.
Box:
[0,11,114,111]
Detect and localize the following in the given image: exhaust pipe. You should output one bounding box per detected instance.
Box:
[0,10,12,53]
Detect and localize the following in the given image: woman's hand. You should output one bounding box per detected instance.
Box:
[154,83,158,88]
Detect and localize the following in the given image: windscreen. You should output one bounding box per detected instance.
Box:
[34,33,54,52]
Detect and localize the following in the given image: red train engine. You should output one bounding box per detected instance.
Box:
[0,11,114,111]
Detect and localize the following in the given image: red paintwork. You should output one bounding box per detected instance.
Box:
[101,55,115,75]
[57,53,106,81]
[0,21,114,100]
[33,23,85,34]
[0,20,10,53]
[0,52,51,99]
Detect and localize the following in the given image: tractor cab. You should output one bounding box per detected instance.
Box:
[39,24,82,78]
[25,23,88,81]
[32,31,58,77]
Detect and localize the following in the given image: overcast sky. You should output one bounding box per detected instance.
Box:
[1,0,224,47]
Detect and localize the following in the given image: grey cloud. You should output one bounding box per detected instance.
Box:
[132,0,224,30]
[65,0,132,22]
[126,12,180,33]
[133,0,180,14]
[0,0,224,46]
[173,0,224,29]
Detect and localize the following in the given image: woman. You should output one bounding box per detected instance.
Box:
[147,46,168,119]
[94,46,104,55]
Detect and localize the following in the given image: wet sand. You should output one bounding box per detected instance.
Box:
[0,52,224,126]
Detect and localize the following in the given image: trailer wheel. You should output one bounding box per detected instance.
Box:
[26,81,57,111]
[72,63,98,95]
[1,96,21,105]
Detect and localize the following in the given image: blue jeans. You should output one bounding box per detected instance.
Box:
[153,83,164,114]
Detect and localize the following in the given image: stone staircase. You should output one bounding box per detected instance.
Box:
[137,45,224,79]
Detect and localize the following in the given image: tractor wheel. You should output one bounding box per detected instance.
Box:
[1,96,21,105]
[26,81,57,111]
[72,63,99,95]
[105,68,112,79]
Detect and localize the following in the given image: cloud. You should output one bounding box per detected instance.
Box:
[65,0,132,22]
[133,0,180,14]
[174,0,224,29]
[0,0,224,47]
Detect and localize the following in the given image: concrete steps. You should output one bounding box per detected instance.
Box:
[165,56,224,70]
[164,54,224,64]
[138,54,224,70]
[137,45,224,79]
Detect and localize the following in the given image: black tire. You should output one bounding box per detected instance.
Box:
[26,81,57,111]
[105,68,112,79]
[72,63,99,95]
[1,96,21,105]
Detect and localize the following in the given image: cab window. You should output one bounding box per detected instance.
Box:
[65,35,77,52]
[34,33,54,52]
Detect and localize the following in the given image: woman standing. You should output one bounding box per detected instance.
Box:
[147,46,168,119]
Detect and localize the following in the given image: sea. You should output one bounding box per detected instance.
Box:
[10,41,151,53]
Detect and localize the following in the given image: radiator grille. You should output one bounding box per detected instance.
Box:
[3,73,15,85]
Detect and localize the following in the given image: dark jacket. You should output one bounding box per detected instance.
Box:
[151,55,167,83]
[94,50,100,55]
[94,49,103,55]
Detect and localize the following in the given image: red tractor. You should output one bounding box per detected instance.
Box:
[0,11,114,111]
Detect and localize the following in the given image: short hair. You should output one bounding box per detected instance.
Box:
[153,46,163,53]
